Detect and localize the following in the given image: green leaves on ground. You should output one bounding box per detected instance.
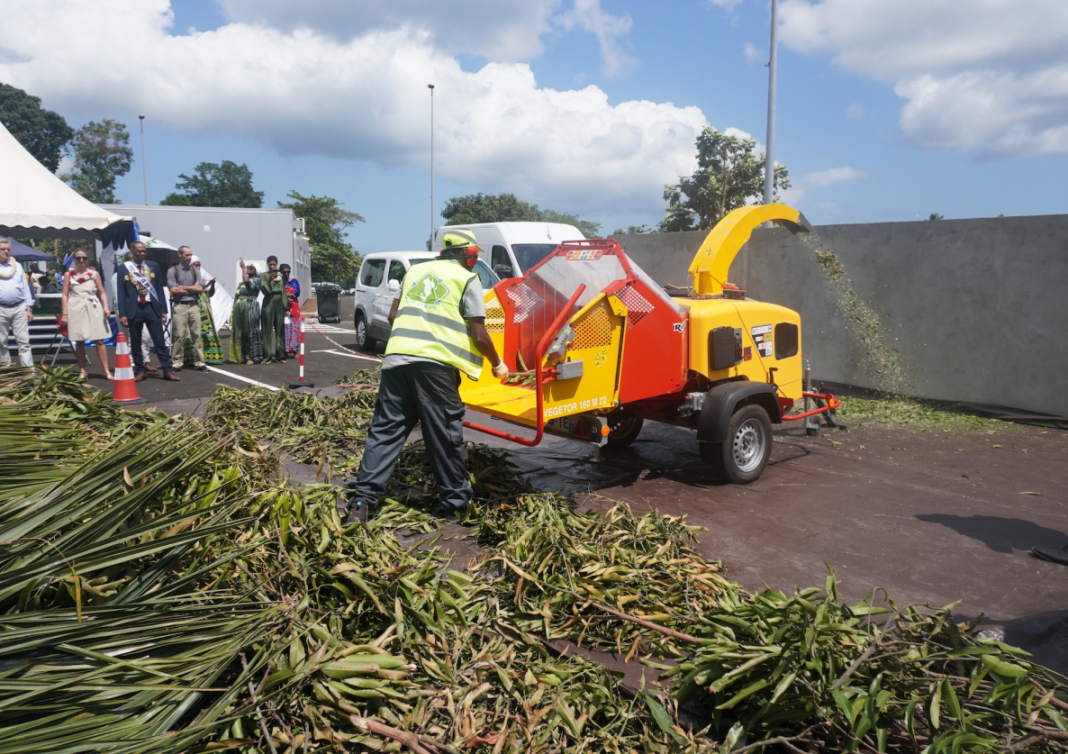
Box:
[1,365,1065,754]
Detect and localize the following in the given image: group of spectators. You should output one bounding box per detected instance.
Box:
[0,238,303,381]
[229,255,302,365]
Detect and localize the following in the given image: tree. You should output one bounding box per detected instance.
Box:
[441,193,601,237]
[277,190,364,285]
[927,213,944,221]
[62,119,134,203]
[659,128,789,232]
[538,209,602,238]
[612,224,652,235]
[161,160,265,207]
[0,83,73,172]
[441,193,541,225]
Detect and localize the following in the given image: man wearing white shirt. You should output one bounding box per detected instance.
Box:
[0,239,35,367]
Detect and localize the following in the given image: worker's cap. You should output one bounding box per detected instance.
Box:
[441,229,478,249]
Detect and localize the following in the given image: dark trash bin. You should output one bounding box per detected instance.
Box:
[317,284,342,323]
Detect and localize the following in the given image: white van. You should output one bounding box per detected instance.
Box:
[353,250,500,350]
[432,222,585,280]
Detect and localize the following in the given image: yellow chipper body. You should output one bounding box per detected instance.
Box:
[459,204,841,483]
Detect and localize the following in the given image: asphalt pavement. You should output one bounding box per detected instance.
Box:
[54,296,1068,674]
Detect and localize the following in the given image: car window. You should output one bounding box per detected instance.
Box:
[360,259,385,287]
[408,256,436,268]
[388,260,407,282]
[472,259,499,288]
[511,243,558,272]
[491,245,511,273]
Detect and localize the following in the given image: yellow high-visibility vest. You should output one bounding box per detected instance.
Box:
[385,259,483,379]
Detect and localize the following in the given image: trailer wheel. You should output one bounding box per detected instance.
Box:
[354,313,376,351]
[701,404,772,484]
[604,409,643,450]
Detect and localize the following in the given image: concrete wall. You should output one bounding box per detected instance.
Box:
[612,215,1068,417]
[100,205,312,298]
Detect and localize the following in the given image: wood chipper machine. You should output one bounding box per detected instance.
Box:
[458,203,842,483]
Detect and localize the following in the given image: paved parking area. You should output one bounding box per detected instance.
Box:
[55,298,1068,673]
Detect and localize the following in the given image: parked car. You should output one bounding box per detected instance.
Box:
[353,251,500,350]
[432,221,585,280]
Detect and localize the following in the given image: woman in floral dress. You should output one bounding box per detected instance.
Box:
[61,251,113,380]
[185,256,224,364]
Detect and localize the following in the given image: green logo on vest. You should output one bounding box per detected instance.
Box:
[407,273,449,306]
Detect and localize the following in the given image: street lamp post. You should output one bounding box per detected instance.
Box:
[428,84,435,245]
[763,0,778,208]
[138,114,148,204]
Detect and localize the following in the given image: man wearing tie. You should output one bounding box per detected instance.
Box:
[115,241,178,382]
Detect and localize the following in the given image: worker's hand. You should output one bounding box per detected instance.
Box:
[26,308,33,324]
[492,360,509,380]
[120,316,129,328]
[162,313,168,325]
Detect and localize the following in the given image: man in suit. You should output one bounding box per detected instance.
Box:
[115,241,179,382]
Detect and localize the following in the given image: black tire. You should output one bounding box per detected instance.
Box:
[354,313,375,350]
[701,404,772,484]
[604,409,643,450]
[806,426,820,437]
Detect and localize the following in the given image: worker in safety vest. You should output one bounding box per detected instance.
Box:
[344,230,509,522]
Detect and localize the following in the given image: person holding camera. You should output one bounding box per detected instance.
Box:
[259,255,287,364]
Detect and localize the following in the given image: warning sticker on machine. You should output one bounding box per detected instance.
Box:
[564,249,605,261]
[751,324,772,337]
[758,341,773,357]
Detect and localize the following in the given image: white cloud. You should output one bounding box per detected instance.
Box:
[218,0,637,71]
[744,42,764,65]
[846,103,864,120]
[803,166,866,187]
[707,0,746,11]
[778,0,1068,158]
[0,0,706,214]
[553,0,635,76]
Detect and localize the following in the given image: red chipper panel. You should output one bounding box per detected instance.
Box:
[602,273,688,405]
[491,240,688,405]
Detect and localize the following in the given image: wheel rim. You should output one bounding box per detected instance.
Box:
[356,320,367,347]
[609,413,637,438]
[732,418,766,472]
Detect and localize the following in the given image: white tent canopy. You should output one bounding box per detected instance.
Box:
[0,121,132,239]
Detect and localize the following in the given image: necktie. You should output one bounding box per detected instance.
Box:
[138,265,147,304]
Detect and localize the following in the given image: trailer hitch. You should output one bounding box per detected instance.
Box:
[781,384,847,430]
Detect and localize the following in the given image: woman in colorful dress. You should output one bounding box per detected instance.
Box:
[280,263,302,357]
[60,250,112,380]
[229,258,264,365]
[186,256,224,364]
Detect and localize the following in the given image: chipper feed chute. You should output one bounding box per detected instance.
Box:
[459,239,689,446]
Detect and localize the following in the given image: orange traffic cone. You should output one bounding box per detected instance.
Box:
[112,332,141,402]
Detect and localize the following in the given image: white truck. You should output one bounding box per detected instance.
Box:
[432,222,585,280]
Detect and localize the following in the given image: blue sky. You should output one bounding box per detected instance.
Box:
[4,0,1066,255]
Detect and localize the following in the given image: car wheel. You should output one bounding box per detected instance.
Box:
[354,313,375,350]
[701,403,772,484]
[603,409,643,450]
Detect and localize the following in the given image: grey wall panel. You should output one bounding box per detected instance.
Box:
[100,205,308,299]
[612,214,1068,417]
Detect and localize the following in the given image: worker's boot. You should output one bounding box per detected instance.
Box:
[345,500,369,524]
[343,480,370,524]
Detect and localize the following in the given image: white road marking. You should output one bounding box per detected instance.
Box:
[312,348,382,361]
[205,366,282,391]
